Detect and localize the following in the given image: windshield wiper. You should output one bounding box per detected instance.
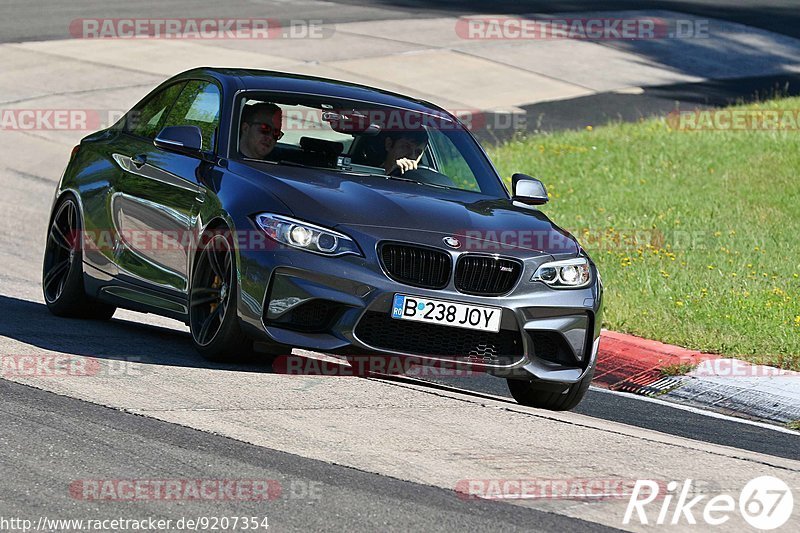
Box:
[384,174,451,189]
[343,171,450,189]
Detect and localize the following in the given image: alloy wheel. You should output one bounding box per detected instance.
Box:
[43,199,78,303]
[190,234,234,346]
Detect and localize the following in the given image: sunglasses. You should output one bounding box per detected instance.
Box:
[249,121,284,140]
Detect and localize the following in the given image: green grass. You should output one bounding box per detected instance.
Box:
[487,98,800,369]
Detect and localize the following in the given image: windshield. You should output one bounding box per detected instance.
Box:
[233,92,507,197]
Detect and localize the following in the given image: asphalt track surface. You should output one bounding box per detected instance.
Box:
[3,1,800,43]
[1,293,797,460]
[2,1,800,530]
[5,0,800,139]
[3,0,798,457]
[1,379,616,532]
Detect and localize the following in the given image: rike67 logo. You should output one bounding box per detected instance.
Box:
[624,476,794,529]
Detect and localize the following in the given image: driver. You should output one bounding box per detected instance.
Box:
[381,129,429,175]
[239,102,283,159]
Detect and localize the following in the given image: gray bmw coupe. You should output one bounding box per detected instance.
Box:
[42,68,603,410]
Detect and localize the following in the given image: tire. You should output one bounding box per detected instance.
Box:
[42,196,116,320]
[189,229,253,362]
[507,364,594,411]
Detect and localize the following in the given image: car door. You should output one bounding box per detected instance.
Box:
[111,79,221,295]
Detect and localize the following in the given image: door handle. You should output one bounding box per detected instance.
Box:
[130,154,147,168]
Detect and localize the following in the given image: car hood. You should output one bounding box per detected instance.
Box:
[242,163,579,255]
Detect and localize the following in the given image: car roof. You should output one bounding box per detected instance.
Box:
[177,67,452,116]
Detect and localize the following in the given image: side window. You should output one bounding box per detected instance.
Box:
[126,83,185,139]
[426,128,480,192]
[162,81,221,153]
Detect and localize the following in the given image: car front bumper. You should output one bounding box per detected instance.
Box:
[237,226,603,384]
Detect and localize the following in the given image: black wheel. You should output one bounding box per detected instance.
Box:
[42,196,116,320]
[189,231,252,361]
[507,365,594,411]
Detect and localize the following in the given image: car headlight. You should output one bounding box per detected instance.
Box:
[531,257,591,288]
[255,213,361,256]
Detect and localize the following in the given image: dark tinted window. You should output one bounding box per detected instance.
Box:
[126,82,185,139]
[235,92,507,197]
[163,81,221,152]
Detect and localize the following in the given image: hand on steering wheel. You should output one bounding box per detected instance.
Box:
[388,150,425,175]
[389,157,419,175]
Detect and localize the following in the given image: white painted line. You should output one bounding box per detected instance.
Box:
[590,386,800,435]
[370,372,799,436]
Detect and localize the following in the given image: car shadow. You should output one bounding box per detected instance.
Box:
[348,1,800,40]
[0,294,497,382]
[0,294,278,374]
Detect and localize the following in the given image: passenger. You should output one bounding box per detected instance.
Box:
[239,102,283,159]
[381,129,429,175]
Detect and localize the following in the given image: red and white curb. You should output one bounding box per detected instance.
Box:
[595,330,800,425]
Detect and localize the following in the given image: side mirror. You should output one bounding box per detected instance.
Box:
[154,125,204,156]
[511,173,548,205]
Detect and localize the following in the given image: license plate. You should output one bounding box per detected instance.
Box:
[390,294,501,332]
